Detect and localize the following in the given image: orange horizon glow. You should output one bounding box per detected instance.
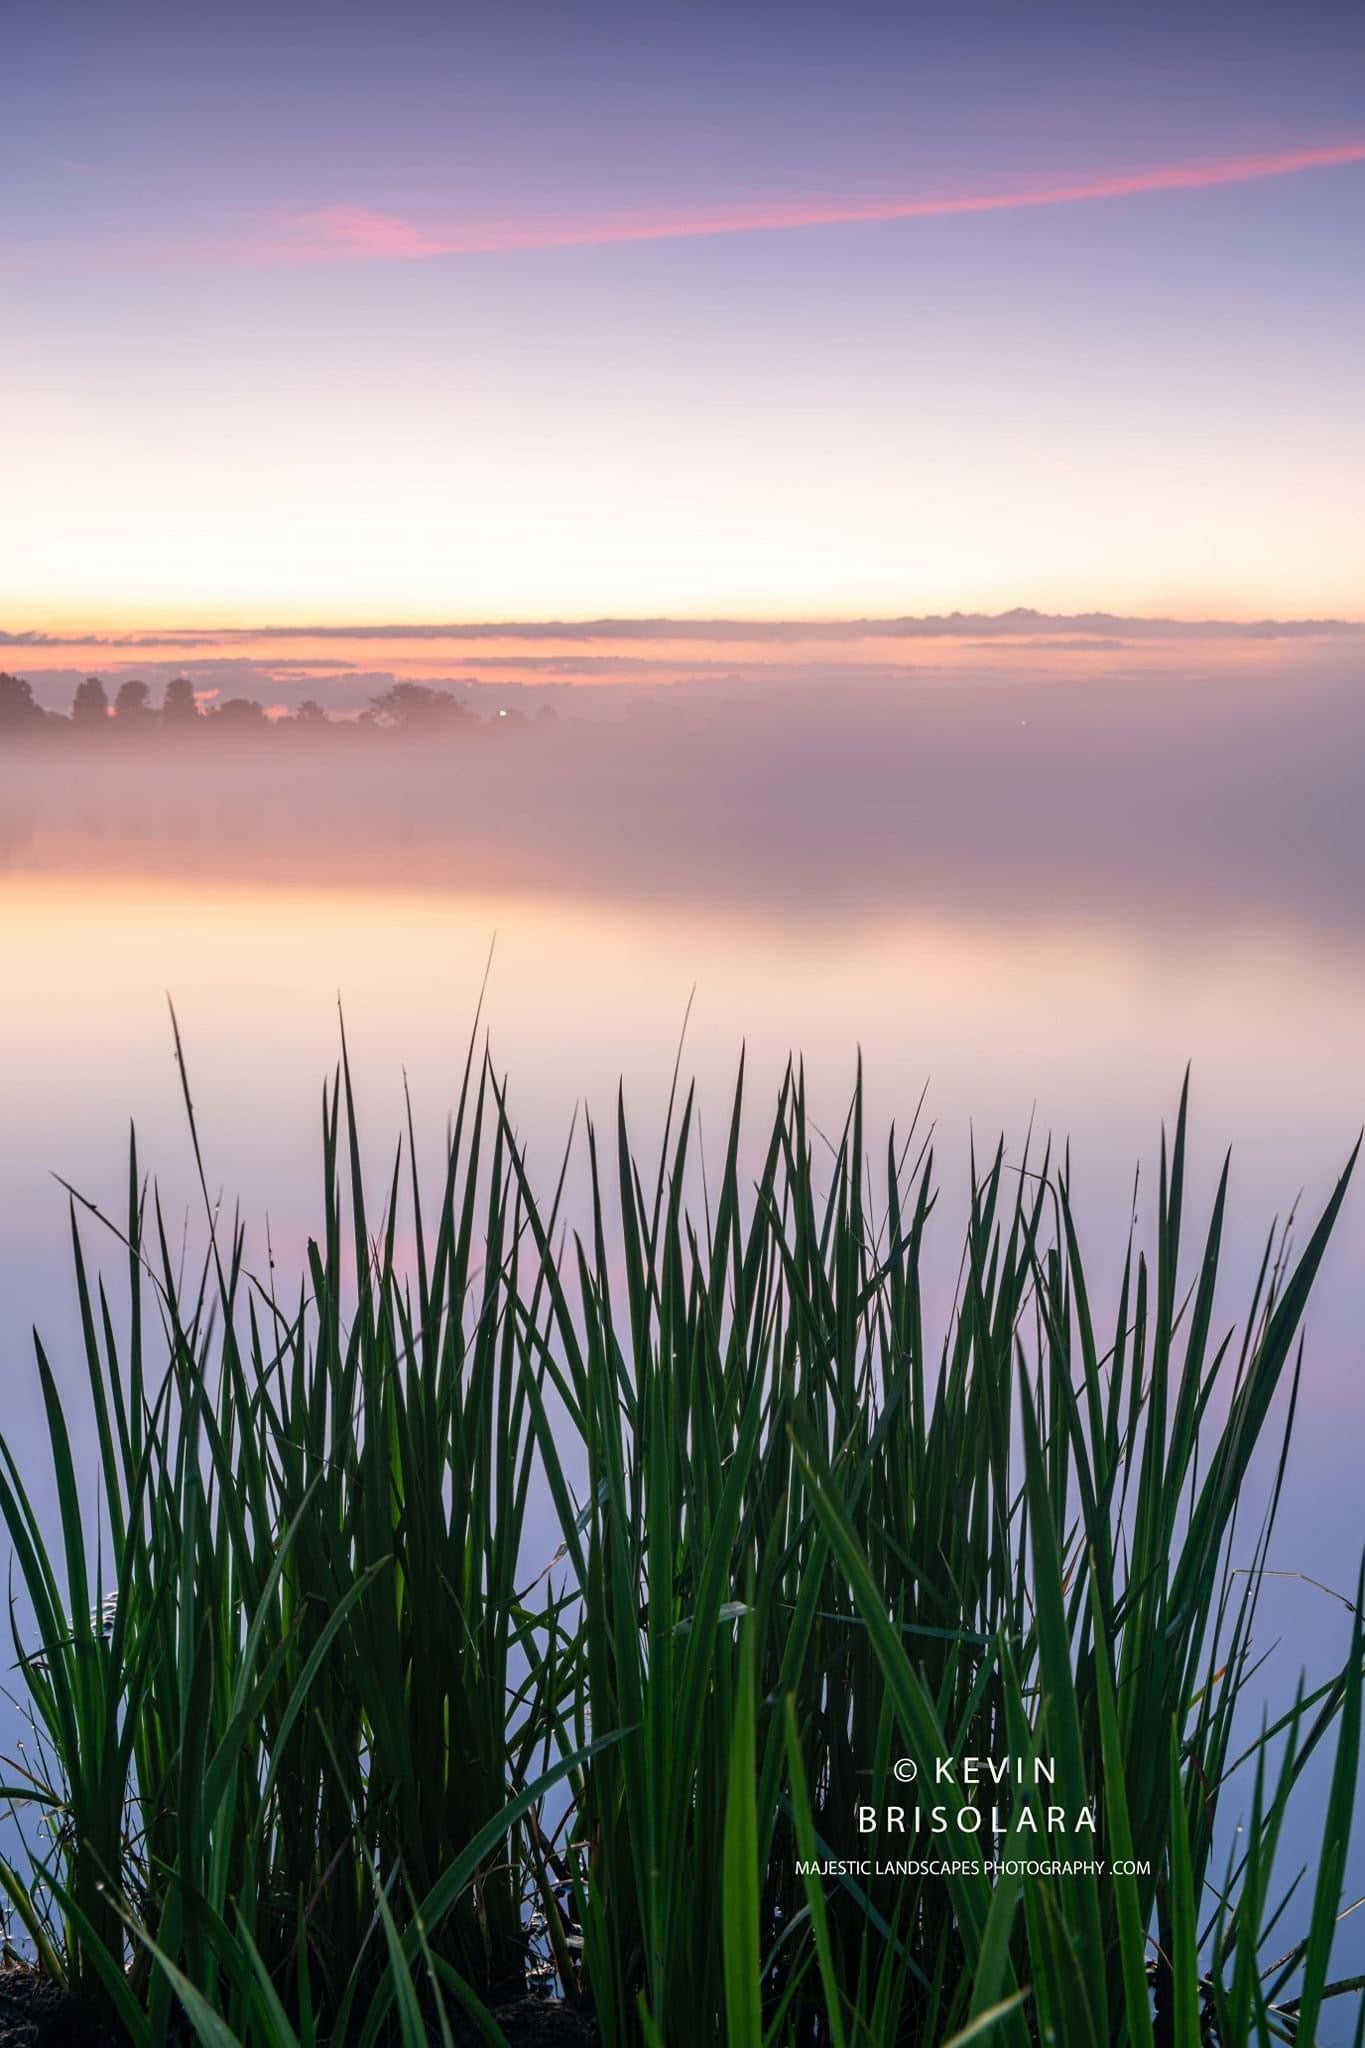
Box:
[7,128,1363,630]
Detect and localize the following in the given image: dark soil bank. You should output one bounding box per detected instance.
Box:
[0,1971,598,2048]
[0,1970,121,2048]
[453,2002,598,2047]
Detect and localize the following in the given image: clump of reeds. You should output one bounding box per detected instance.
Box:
[0,1022,1359,2047]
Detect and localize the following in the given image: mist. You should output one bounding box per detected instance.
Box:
[3,656,1362,946]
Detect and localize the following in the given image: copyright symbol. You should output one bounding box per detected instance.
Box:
[893,1757,918,1782]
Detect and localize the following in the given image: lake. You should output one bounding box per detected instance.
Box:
[2,651,1362,1993]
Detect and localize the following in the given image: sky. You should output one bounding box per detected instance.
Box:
[2,0,1364,630]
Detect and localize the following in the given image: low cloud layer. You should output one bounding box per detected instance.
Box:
[9,610,1365,721]
[7,608,1365,654]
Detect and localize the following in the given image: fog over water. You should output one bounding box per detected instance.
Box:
[2,650,1363,1976]
[6,652,1365,931]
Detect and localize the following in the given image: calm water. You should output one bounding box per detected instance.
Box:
[2,669,1363,1994]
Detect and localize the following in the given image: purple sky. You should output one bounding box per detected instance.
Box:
[3,1,1363,624]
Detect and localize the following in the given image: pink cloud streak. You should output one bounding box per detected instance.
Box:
[4,139,1362,279]
[266,139,1365,266]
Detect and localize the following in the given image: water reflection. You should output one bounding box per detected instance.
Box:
[1,665,1362,1983]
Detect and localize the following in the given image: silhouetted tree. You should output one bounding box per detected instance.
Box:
[162,676,200,724]
[71,676,109,725]
[0,673,45,728]
[293,699,329,725]
[211,696,267,727]
[368,682,471,730]
[114,678,152,722]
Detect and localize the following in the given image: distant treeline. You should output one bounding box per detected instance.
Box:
[0,672,553,736]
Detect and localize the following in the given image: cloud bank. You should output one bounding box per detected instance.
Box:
[6,609,1364,655]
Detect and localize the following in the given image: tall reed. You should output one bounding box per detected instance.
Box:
[0,1031,1358,2045]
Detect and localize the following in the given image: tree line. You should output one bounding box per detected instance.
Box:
[0,673,549,735]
